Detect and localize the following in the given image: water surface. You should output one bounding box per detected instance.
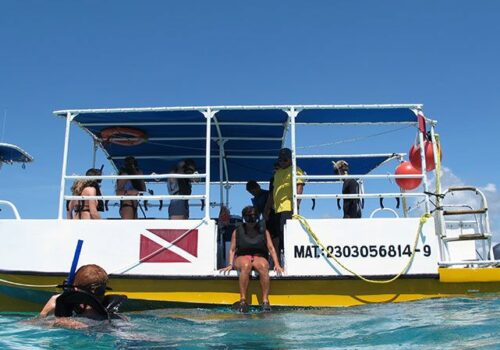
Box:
[0,296,498,349]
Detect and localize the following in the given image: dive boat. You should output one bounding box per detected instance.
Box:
[0,105,498,312]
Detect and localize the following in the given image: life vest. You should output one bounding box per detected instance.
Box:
[54,289,127,321]
[235,221,268,257]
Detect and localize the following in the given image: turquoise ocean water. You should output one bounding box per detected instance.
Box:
[0,296,498,349]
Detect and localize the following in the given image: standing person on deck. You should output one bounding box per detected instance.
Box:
[168,159,197,220]
[67,168,102,220]
[116,156,146,219]
[334,160,362,219]
[221,206,283,312]
[266,148,305,255]
[246,180,268,216]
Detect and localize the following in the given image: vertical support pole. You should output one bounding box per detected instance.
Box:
[217,139,225,208]
[92,139,98,169]
[430,123,446,260]
[224,183,230,207]
[288,107,299,215]
[203,109,214,221]
[58,112,73,219]
[418,124,430,213]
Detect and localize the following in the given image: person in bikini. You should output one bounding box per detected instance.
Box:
[221,206,283,312]
[116,156,146,219]
[67,168,102,220]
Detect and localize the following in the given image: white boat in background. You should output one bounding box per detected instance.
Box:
[0,142,33,167]
[0,104,498,311]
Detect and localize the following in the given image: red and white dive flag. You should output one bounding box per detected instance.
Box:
[140,229,198,263]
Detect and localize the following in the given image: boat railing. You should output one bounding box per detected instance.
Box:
[297,193,426,199]
[291,150,430,217]
[296,171,427,218]
[63,172,209,218]
[297,174,425,180]
[64,173,206,181]
[0,200,21,220]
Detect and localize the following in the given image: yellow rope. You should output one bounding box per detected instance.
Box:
[434,134,442,195]
[292,213,432,284]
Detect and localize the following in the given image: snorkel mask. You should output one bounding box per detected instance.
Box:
[243,213,259,224]
[242,206,260,224]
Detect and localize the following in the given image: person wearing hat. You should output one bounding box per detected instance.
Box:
[267,148,305,255]
[334,160,362,219]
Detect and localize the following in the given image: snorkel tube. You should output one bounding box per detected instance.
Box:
[63,239,84,290]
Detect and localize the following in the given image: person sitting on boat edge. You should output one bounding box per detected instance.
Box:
[168,159,197,220]
[116,156,146,219]
[247,179,280,261]
[38,264,127,328]
[67,168,103,220]
[334,160,362,219]
[220,206,284,312]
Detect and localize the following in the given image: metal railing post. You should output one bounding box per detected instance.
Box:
[287,107,299,215]
[417,118,430,213]
[58,112,73,219]
[203,109,214,220]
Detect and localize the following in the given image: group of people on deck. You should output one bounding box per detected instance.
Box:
[67,156,197,220]
[221,148,363,312]
[65,148,362,313]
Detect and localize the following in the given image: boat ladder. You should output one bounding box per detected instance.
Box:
[438,186,495,267]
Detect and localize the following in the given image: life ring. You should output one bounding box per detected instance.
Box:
[100,127,147,146]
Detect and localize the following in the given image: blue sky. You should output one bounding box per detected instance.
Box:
[0,1,499,238]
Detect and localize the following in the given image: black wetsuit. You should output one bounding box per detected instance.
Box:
[342,179,362,219]
[55,289,127,321]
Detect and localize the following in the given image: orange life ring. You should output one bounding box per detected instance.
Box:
[100,127,147,146]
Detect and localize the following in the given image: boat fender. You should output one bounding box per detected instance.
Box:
[101,127,147,146]
[395,161,422,190]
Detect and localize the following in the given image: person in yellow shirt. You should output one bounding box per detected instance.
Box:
[266,148,305,256]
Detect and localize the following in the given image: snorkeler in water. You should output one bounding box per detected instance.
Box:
[38,264,127,328]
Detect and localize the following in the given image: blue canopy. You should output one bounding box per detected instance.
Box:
[0,143,34,164]
[54,105,419,182]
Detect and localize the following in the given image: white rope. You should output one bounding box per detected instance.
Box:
[297,125,411,150]
[0,278,58,289]
[109,219,207,274]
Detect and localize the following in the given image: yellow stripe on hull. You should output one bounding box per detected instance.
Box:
[439,267,500,283]
[1,270,499,312]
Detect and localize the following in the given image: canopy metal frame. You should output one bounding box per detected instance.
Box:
[54,104,435,220]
